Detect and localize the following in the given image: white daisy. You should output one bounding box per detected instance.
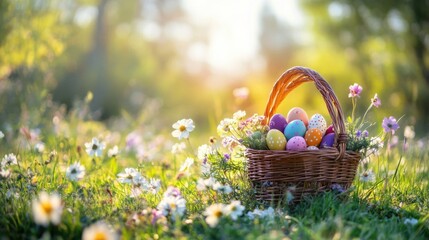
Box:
[0,167,11,178]
[227,200,245,220]
[179,157,194,173]
[107,145,119,157]
[130,175,148,198]
[196,178,207,191]
[147,178,161,194]
[360,170,376,183]
[1,153,17,167]
[34,142,45,153]
[403,218,418,226]
[82,221,119,240]
[171,142,186,154]
[171,119,195,140]
[233,110,246,121]
[117,168,140,184]
[196,177,216,191]
[66,162,86,181]
[32,192,63,226]
[157,196,187,219]
[246,207,275,220]
[217,118,235,137]
[201,162,211,175]
[197,144,213,161]
[84,138,105,157]
[404,126,415,140]
[163,186,181,198]
[213,182,233,194]
[204,203,228,228]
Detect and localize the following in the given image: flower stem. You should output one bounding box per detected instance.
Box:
[186,138,195,155]
[351,97,357,123]
[359,104,373,129]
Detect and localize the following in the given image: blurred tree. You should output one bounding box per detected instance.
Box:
[301,0,429,130]
[0,0,65,130]
[259,3,297,78]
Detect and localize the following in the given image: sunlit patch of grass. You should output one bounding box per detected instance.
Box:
[1,101,429,239]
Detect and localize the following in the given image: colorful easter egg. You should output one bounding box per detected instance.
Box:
[304,128,323,147]
[308,114,327,134]
[325,125,335,135]
[320,133,335,148]
[269,113,288,132]
[266,129,287,150]
[307,146,319,150]
[286,107,309,126]
[284,120,306,140]
[286,136,307,151]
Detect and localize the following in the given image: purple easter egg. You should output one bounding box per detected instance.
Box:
[286,136,307,151]
[320,133,335,148]
[325,125,335,135]
[284,120,306,140]
[269,113,288,132]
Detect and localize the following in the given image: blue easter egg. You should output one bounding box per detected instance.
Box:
[320,133,335,148]
[269,113,288,132]
[284,120,306,140]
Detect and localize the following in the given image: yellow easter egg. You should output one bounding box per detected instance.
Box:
[304,128,323,147]
[266,129,287,150]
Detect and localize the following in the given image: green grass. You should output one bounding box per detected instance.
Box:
[1,114,428,240]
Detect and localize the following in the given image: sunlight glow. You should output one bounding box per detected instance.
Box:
[183,0,306,75]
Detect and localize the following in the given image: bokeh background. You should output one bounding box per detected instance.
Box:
[1,0,428,137]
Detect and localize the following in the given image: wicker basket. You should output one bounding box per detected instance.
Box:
[246,66,361,203]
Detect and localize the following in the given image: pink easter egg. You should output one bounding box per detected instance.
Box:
[286,136,307,151]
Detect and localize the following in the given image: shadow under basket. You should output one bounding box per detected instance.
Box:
[247,66,362,204]
[246,148,361,204]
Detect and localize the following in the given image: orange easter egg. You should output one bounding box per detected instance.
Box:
[304,128,323,147]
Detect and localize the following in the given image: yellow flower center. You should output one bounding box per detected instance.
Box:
[41,201,53,215]
[214,209,223,218]
[94,232,108,240]
[179,125,186,132]
[170,202,177,210]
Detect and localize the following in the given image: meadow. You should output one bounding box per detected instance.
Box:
[0,91,428,240]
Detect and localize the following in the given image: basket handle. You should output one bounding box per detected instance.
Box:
[262,66,348,159]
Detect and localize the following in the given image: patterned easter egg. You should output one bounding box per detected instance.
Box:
[269,113,288,132]
[304,128,323,147]
[286,136,307,151]
[308,114,327,134]
[320,133,335,148]
[325,125,335,135]
[307,146,319,150]
[286,107,309,126]
[284,120,306,140]
[266,129,287,150]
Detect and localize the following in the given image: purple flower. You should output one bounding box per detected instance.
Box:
[151,209,164,225]
[371,94,381,108]
[331,184,345,193]
[348,83,363,98]
[362,130,369,138]
[382,116,399,134]
[223,153,230,162]
[356,130,362,138]
[164,186,181,198]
